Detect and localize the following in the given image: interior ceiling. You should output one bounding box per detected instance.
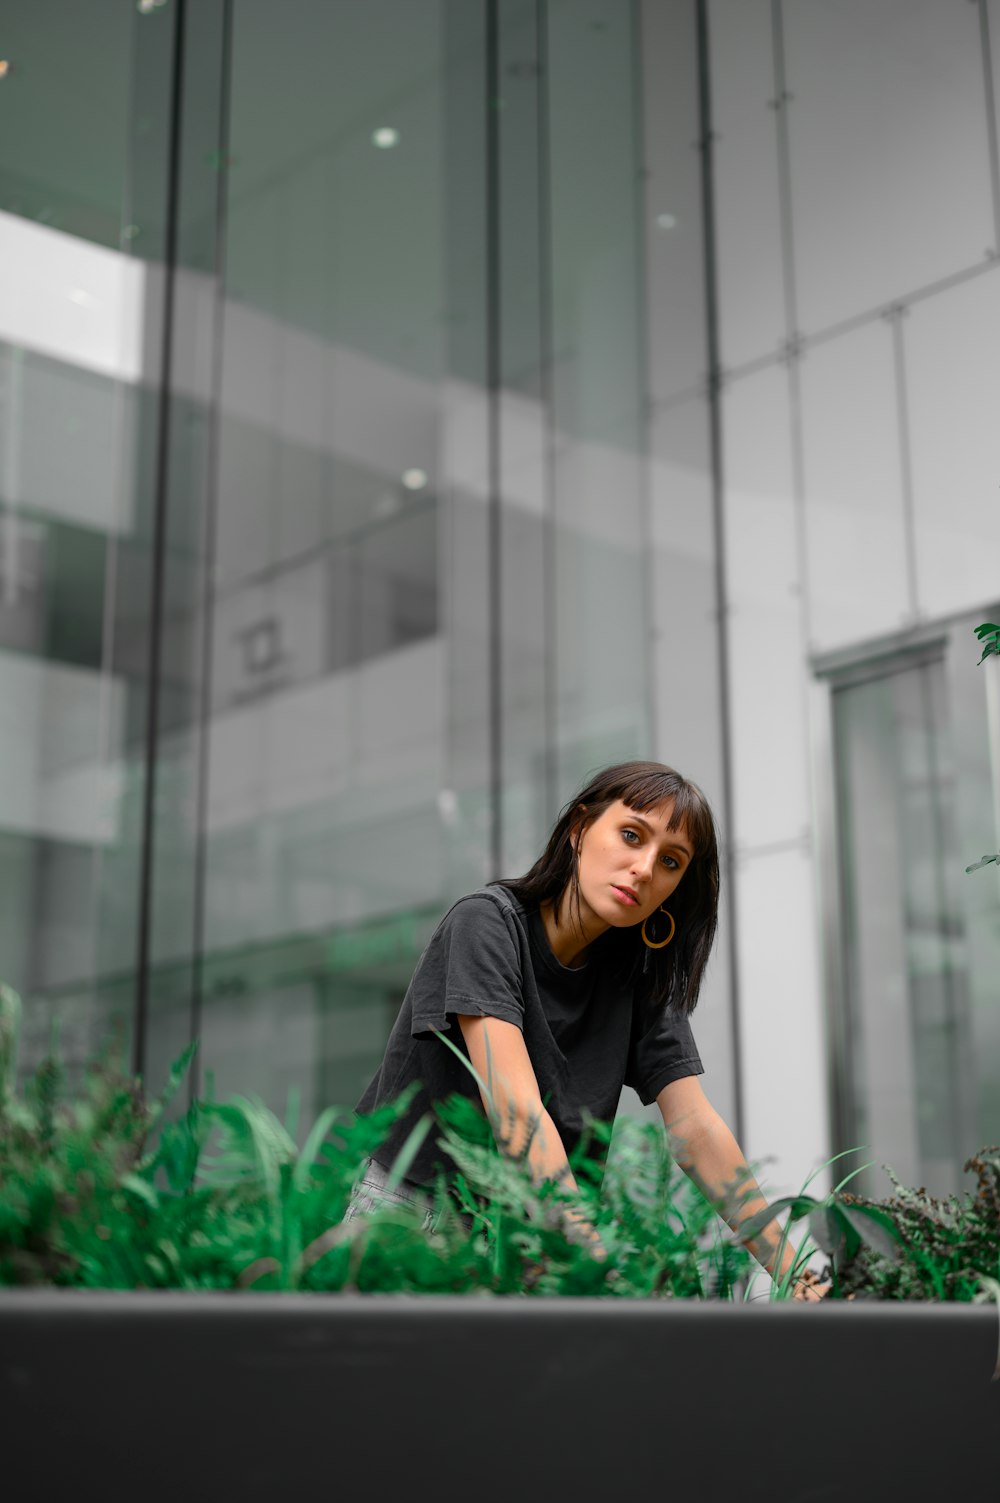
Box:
[0,0,447,228]
[0,0,617,385]
[0,0,471,379]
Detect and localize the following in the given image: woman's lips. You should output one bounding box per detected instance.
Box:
[611,885,639,906]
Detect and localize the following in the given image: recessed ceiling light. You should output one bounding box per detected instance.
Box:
[402,468,428,491]
[137,0,167,12]
[372,127,400,149]
[67,288,96,308]
[656,212,678,230]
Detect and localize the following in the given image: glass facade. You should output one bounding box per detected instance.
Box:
[2,0,692,1138]
[2,1,998,1195]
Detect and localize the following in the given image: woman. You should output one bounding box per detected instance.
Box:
[348,759,825,1299]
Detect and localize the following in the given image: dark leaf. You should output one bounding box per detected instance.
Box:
[837,1202,902,1261]
[807,1204,860,1264]
[966,854,1000,873]
[739,1195,817,1242]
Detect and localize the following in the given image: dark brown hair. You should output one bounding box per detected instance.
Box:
[494,760,720,1016]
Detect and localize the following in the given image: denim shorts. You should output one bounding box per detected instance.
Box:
[343,1157,475,1234]
[343,1157,439,1232]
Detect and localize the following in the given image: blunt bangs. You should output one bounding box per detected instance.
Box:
[612,768,715,863]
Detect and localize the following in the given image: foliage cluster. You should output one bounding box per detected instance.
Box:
[832,1148,1000,1302]
[0,983,750,1298]
[2,980,998,1304]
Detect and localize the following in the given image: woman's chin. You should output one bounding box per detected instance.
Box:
[601,895,644,927]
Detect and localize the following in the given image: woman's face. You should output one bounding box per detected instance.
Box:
[571,797,693,935]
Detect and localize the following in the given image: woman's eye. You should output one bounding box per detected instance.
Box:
[661,855,678,870]
[621,828,639,844]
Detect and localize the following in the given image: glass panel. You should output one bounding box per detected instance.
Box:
[640,0,708,404]
[955,645,1000,1148]
[649,396,737,1130]
[141,2,232,1098]
[905,269,1000,620]
[799,318,912,651]
[707,0,787,369]
[785,0,995,333]
[547,0,643,446]
[546,0,650,798]
[833,654,977,1198]
[0,2,177,1084]
[197,0,492,1123]
[735,845,828,1198]
[722,365,812,850]
[495,2,552,872]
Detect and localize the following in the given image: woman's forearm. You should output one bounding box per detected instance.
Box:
[668,1111,797,1283]
[492,1101,606,1257]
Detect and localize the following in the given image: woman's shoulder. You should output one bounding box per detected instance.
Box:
[409,884,531,994]
[437,882,529,931]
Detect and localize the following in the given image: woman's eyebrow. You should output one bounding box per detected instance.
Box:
[628,813,693,857]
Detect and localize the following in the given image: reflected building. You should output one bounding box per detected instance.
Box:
[2,0,998,1202]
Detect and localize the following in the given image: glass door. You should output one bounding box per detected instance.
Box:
[823,613,1000,1198]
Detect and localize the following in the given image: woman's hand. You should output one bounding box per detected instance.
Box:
[791,1267,831,1301]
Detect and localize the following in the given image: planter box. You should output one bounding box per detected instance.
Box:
[2,1292,997,1501]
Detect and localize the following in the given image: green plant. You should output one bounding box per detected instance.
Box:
[0,982,407,1291]
[737,1148,903,1300]
[831,1148,1000,1302]
[5,980,995,1302]
[0,983,763,1297]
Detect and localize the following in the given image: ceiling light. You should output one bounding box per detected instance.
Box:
[372,127,400,149]
[656,213,678,230]
[402,468,428,491]
[67,288,96,308]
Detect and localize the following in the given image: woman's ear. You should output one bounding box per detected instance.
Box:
[570,805,588,854]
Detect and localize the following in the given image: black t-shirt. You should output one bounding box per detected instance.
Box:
[354,883,703,1188]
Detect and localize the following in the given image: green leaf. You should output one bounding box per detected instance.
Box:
[0,982,23,1102]
[738,1195,817,1243]
[292,1104,344,1196]
[381,1113,434,1196]
[119,1173,159,1211]
[807,1204,860,1264]
[974,623,1000,664]
[431,1026,495,1109]
[837,1201,902,1261]
[796,1144,870,1197]
[146,1040,199,1130]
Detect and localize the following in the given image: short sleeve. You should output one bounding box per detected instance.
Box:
[409,894,526,1041]
[624,997,704,1105]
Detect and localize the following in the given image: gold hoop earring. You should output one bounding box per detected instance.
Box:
[641,904,675,950]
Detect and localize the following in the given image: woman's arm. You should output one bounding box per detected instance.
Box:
[457,1014,607,1257]
[656,1076,827,1300]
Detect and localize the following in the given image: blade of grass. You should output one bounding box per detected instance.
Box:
[381,1113,434,1196]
